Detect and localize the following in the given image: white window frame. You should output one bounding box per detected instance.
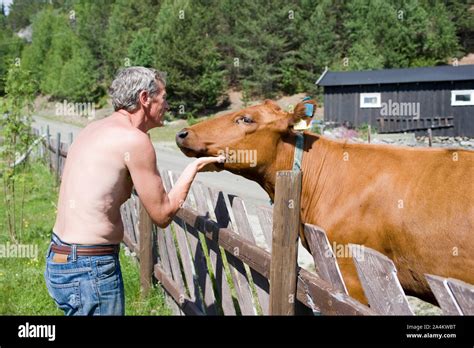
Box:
[360,93,381,108]
[451,90,474,106]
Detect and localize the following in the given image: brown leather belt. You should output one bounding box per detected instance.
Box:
[51,244,120,256]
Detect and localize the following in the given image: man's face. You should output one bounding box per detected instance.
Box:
[148,82,168,127]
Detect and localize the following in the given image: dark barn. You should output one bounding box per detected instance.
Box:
[316,65,474,137]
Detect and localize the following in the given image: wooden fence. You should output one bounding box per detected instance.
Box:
[34,127,474,316]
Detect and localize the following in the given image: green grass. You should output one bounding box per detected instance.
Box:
[0,160,171,315]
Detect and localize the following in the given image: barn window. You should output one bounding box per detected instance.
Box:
[360,93,381,108]
[451,90,474,106]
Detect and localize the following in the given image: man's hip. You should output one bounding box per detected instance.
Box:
[44,232,124,316]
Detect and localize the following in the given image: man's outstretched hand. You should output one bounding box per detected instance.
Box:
[193,155,226,172]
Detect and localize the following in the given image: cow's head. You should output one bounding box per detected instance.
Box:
[176,99,317,197]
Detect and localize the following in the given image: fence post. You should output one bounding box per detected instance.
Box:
[138,198,153,297]
[45,126,50,168]
[269,170,302,315]
[69,132,73,146]
[56,132,61,183]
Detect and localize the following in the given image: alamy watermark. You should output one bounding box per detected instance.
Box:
[326,242,365,261]
[0,242,38,259]
[217,147,257,167]
[55,100,96,120]
[380,99,420,119]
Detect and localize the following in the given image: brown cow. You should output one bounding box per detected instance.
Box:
[175,99,474,305]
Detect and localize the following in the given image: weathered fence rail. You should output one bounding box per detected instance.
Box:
[34,126,474,316]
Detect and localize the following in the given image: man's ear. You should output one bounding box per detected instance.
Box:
[139,90,150,107]
[288,99,317,126]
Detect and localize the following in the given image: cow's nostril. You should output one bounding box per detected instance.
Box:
[177,130,188,139]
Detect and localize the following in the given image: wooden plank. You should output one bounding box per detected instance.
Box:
[298,268,375,315]
[192,183,236,315]
[129,195,140,245]
[230,196,270,315]
[160,170,172,192]
[425,274,462,315]
[256,206,273,251]
[162,170,204,311]
[191,182,212,218]
[156,227,172,276]
[123,200,137,244]
[163,225,187,297]
[59,142,68,177]
[304,224,348,294]
[138,198,153,297]
[447,278,474,315]
[349,245,413,315]
[178,219,218,315]
[173,207,375,315]
[154,265,204,316]
[55,133,61,183]
[269,171,302,315]
[169,172,218,315]
[122,232,138,254]
[208,187,256,315]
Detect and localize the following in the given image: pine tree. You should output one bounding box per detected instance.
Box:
[297,0,344,92]
[22,8,98,102]
[6,0,47,31]
[445,0,474,54]
[104,0,160,80]
[73,0,116,80]
[0,4,24,95]
[128,28,155,67]
[153,0,225,116]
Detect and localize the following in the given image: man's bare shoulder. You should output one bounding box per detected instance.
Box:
[96,114,154,151]
[123,128,154,154]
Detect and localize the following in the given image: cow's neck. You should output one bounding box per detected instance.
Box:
[258,131,320,201]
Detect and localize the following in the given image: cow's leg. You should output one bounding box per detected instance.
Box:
[336,257,368,305]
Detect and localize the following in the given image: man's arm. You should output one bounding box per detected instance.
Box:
[125,133,222,228]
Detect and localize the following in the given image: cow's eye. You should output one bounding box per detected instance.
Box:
[237,116,254,124]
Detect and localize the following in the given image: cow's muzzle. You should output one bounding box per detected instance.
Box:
[176,128,206,157]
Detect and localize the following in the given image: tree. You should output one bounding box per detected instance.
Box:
[297,0,345,92]
[128,28,155,67]
[0,63,37,242]
[0,5,24,95]
[153,0,226,116]
[22,8,98,102]
[73,0,116,80]
[6,0,47,31]
[445,0,474,54]
[20,9,56,83]
[104,0,160,80]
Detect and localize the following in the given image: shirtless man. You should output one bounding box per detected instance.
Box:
[44,67,222,315]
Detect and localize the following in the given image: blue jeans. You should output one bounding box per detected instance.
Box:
[44,232,125,316]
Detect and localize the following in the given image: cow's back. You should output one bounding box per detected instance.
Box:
[300,137,474,302]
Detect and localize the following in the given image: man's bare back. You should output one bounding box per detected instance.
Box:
[53,114,138,244]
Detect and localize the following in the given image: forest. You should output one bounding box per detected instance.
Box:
[1,0,473,116]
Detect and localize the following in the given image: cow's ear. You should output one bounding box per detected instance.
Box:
[289,99,317,124]
[287,99,317,127]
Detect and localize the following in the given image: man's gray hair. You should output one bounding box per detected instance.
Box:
[109,67,166,112]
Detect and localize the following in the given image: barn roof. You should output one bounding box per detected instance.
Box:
[316,64,474,86]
